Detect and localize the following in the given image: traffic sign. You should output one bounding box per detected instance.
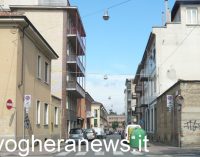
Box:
[24,95,31,109]
[6,99,13,110]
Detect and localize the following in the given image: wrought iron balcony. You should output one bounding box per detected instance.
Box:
[67,55,85,77]
[66,80,85,98]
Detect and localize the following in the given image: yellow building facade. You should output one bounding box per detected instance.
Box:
[0,15,59,143]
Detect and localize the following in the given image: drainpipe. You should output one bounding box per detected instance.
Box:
[17,23,29,145]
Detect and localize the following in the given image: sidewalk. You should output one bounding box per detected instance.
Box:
[146,142,200,155]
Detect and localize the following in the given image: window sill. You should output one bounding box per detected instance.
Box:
[54,124,59,127]
[43,124,49,126]
[186,24,200,26]
[36,124,40,126]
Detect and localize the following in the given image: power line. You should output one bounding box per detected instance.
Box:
[159,25,198,69]
[82,0,133,18]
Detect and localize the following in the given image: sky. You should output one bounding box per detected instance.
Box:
[70,0,175,114]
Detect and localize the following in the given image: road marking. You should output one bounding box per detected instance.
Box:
[56,151,71,156]
[95,151,105,155]
[113,151,124,155]
[76,152,87,156]
[131,150,144,155]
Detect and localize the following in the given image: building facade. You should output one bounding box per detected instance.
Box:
[107,115,125,132]
[4,1,86,138]
[0,16,58,143]
[156,80,200,147]
[91,102,108,131]
[124,79,137,125]
[85,92,94,129]
[134,0,200,144]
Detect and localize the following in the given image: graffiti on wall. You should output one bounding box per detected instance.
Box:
[184,120,200,131]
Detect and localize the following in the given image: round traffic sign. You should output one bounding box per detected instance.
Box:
[6,99,13,110]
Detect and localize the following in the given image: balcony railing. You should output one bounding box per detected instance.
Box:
[66,80,85,98]
[67,55,85,74]
[67,27,86,54]
[135,85,142,93]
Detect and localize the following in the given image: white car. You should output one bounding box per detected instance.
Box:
[93,127,106,139]
[125,124,141,143]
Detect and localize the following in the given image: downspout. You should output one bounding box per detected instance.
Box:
[17,23,29,143]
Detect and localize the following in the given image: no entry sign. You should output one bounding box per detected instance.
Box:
[6,99,13,110]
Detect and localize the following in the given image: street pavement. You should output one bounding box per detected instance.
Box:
[1,134,200,156]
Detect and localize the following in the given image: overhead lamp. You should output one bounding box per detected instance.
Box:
[103,10,109,21]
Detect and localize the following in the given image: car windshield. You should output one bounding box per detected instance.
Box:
[85,129,93,133]
[70,129,82,134]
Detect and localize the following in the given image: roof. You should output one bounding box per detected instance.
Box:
[172,0,200,21]
[158,79,200,99]
[0,15,58,59]
[9,5,86,37]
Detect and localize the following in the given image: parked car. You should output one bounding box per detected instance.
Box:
[85,128,96,141]
[69,128,87,144]
[93,127,106,139]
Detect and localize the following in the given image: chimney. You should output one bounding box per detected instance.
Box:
[165,0,171,23]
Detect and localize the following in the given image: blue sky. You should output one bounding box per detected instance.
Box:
[70,0,175,114]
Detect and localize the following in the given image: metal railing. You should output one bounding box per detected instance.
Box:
[67,27,86,53]
[67,55,85,73]
[66,80,85,97]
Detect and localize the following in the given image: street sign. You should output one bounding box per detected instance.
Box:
[24,95,31,109]
[6,99,13,110]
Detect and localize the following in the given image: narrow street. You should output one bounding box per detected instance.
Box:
[52,135,200,157]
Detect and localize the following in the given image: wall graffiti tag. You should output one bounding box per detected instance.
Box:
[184,120,200,131]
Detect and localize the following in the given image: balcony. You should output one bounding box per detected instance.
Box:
[67,55,85,77]
[67,28,85,55]
[135,85,142,93]
[140,69,149,82]
[66,80,85,98]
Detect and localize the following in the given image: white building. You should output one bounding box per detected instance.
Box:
[124,79,136,125]
[134,0,200,135]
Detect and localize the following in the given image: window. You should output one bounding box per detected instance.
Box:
[55,107,59,125]
[44,103,49,125]
[94,119,97,127]
[37,55,42,78]
[36,100,40,125]
[44,62,49,83]
[186,8,198,24]
[94,109,98,117]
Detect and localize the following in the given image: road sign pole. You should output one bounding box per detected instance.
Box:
[23,107,25,149]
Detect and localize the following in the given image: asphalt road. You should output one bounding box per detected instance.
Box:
[52,134,200,157]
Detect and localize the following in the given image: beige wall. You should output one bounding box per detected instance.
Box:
[91,104,100,128]
[0,28,18,140]
[15,9,65,99]
[0,25,56,142]
[156,81,200,147]
[50,96,61,140]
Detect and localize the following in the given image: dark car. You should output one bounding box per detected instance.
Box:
[69,128,87,144]
[85,128,96,141]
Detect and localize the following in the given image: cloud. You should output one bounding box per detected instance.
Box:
[86,74,134,114]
